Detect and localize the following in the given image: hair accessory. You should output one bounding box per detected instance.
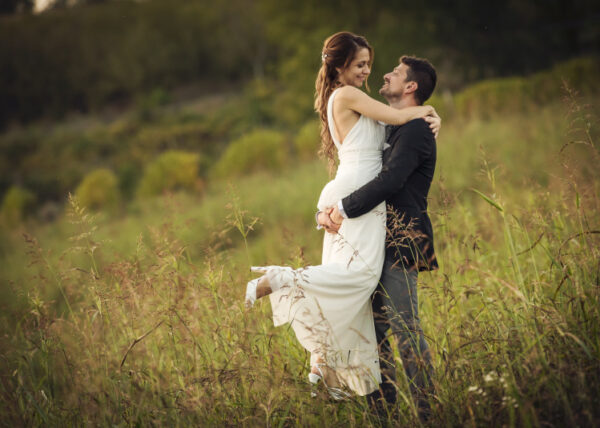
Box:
[321,53,328,63]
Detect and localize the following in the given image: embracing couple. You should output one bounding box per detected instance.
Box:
[246,31,440,419]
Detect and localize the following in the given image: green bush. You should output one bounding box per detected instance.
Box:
[137,150,201,197]
[75,168,121,211]
[211,129,288,179]
[455,77,531,118]
[294,120,320,161]
[531,56,600,102]
[454,56,599,119]
[0,186,35,227]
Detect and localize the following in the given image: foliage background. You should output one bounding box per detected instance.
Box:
[0,0,599,426]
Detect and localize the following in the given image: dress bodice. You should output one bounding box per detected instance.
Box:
[317,88,385,209]
[327,87,385,175]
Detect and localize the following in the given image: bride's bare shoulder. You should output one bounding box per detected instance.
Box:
[335,85,362,99]
[333,86,366,109]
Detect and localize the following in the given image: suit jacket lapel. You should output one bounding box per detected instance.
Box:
[383,125,401,162]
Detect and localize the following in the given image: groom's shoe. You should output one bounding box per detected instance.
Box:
[416,392,435,424]
[367,387,398,427]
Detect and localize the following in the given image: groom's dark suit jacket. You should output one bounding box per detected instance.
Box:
[341,118,438,272]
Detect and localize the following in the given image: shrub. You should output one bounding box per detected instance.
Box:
[454,56,599,119]
[294,120,320,161]
[455,77,531,119]
[75,168,121,211]
[137,150,201,197]
[211,129,288,179]
[0,186,35,227]
[531,56,600,102]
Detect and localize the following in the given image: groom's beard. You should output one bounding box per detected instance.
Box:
[379,86,390,99]
[379,87,404,105]
[379,83,404,103]
[378,83,389,97]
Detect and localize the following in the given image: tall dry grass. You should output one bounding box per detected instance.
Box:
[0,90,599,426]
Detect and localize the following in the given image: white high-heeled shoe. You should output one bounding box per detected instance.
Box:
[308,371,322,398]
[245,277,261,308]
[245,266,291,308]
[245,266,277,308]
[309,363,350,401]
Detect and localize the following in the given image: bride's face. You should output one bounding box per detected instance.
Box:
[337,48,371,88]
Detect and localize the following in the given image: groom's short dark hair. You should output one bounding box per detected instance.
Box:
[400,56,436,105]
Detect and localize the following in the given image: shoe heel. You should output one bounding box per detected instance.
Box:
[308,372,321,398]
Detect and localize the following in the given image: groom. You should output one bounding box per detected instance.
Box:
[319,55,438,417]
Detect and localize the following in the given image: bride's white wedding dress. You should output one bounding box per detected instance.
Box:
[264,88,387,395]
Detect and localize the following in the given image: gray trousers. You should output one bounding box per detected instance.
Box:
[369,257,434,410]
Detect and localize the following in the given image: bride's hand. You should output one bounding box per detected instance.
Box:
[411,105,435,119]
[318,207,340,234]
[424,108,441,138]
[406,105,441,138]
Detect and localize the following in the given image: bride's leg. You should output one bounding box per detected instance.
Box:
[256,275,272,299]
[254,266,293,297]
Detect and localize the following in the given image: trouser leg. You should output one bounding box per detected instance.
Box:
[378,259,434,413]
[367,285,397,406]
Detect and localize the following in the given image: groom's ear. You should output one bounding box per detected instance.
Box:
[405,81,418,95]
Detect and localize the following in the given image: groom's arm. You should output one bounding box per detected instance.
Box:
[341,119,434,219]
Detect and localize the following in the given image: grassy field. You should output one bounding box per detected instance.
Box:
[0,89,599,426]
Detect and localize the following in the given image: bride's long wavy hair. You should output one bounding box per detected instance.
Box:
[315,32,373,174]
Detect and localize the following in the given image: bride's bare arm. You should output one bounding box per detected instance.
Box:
[336,86,438,131]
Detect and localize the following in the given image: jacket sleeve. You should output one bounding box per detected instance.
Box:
[341,119,433,218]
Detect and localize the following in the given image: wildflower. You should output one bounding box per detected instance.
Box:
[483,371,497,383]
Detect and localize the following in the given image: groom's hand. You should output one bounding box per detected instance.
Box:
[318,207,340,234]
[330,206,344,227]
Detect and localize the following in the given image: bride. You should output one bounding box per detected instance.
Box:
[245,32,440,398]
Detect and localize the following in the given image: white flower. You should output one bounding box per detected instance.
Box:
[483,372,497,383]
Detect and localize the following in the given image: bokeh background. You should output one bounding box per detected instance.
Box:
[1,0,599,426]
